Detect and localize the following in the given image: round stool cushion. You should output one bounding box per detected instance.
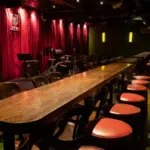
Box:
[131,80,149,85]
[92,118,132,139]
[110,103,141,115]
[79,146,104,150]
[133,76,150,80]
[127,84,148,91]
[120,93,145,103]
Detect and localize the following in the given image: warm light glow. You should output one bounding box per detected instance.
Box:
[102,32,106,43]
[60,19,63,24]
[101,65,105,71]
[53,5,56,8]
[59,19,63,29]
[129,32,133,43]
[70,23,73,26]
[100,1,104,5]
[18,7,25,20]
[5,8,12,19]
[31,11,36,21]
[84,24,87,29]
[78,24,80,28]
[83,72,87,76]
[77,0,80,3]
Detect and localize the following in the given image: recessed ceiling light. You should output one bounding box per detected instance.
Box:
[77,0,80,3]
[100,1,104,5]
[53,5,56,8]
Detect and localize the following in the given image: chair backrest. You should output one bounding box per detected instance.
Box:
[0,82,21,100]
[45,72,63,83]
[31,76,49,88]
[54,105,90,141]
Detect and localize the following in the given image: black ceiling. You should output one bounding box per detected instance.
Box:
[1,0,150,24]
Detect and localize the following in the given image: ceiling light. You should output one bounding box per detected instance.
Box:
[143,22,146,25]
[100,1,104,5]
[77,0,80,3]
[53,5,56,8]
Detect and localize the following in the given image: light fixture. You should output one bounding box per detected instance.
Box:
[77,0,80,3]
[53,5,56,8]
[143,21,146,25]
[100,1,104,5]
[129,32,133,43]
[102,32,106,43]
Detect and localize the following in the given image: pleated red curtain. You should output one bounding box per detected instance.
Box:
[0,6,89,81]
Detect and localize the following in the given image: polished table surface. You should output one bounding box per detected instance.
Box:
[118,52,150,63]
[0,63,134,125]
[134,51,150,58]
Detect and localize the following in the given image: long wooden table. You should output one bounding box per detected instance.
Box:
[118,51,150,63]
[0,63,134,150]
[134,51,150,58]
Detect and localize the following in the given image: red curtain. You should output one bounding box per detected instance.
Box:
[0,6,88,81]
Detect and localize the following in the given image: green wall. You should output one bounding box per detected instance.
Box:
[89,23,150,58]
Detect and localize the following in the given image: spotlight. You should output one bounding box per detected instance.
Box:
[100,1,104,5]
[53,5,56,8]
[143,22,146,25]
[77,0,80,3]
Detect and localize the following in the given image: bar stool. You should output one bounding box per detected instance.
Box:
[94,87,141,135]
[87,117,133,150]
[109,103,141,137]
[120,93,147,122]
[131,79,149,88]
[127,84,148,105]
[133,75,150,80]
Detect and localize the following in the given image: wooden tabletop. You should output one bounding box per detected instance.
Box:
[118,58,138,63]
[118,52,150,63]
[0,63,134,125]
[134,52,150,58]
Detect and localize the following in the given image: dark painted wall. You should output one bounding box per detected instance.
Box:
[89,22,150,58]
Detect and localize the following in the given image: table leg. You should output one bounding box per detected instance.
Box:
[3,132,15,150]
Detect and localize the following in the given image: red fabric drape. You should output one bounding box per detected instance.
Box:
[0,7,89,80]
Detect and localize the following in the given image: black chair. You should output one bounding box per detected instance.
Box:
[0,82,21,99]
[0,82,27,149]
[18,105,93,150]
[31,76,49,88]
[44,72,63,83]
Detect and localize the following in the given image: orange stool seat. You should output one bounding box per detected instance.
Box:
[79,146,104,150]
[127,84,148,91]
[120,93,145,103]
[110,103,141,115]
[92,118,132,139]
[131,79,149,85]
[133,76,150,80]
